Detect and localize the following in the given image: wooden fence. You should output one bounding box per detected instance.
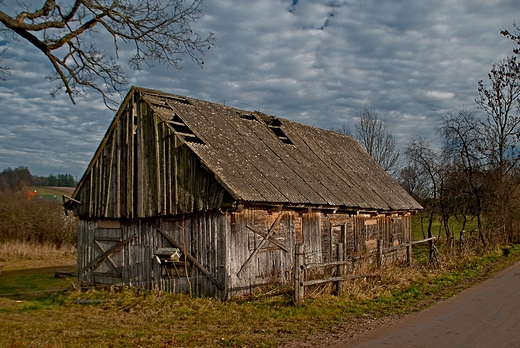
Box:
[294,237,436,305]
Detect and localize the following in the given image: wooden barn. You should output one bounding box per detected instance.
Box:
[65,86,422,299]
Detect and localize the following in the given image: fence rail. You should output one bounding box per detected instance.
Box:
[294,237,436,305]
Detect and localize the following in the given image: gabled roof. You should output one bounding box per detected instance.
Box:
[135,87,421,212]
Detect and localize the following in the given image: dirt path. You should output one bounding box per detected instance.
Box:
[330,260,520,348]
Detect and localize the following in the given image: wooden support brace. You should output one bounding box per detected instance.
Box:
[237,211,285,277]
[152,223,224,290]
[63,195,81,204]
[246,223,289,252]
[94,240,119,270]
[82,234,137,274]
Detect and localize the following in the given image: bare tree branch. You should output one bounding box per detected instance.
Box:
[0,44,11,80]
[354,103,400,175]
[0,0,215,109]
[476,56,520,176]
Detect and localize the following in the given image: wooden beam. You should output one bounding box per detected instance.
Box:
[237,211,284,277]
[63,195,81,204]
[82,234,137,274]
[303,274,379,287]
[246,223,289,252]
[151,223,224,290]
[94,240,119,270]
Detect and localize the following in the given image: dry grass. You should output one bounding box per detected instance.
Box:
[1,244,519,347]
[0,241,76,269]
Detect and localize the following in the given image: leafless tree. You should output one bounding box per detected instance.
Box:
[405,136,442,239]
[397,164,429,202]
[0,0,215,108]
[355,103,400,175]
[475,55,520,244]
[476,56,520,177]
[330,123,352,137]
[441,110,485,238]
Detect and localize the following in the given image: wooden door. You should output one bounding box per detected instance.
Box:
[92,221,124,285]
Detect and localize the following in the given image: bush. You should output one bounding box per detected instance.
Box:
[0,191,77,248]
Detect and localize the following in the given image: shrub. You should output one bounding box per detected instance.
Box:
[0,191,77,248]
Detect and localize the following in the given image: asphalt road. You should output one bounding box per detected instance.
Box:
[331,260,520,348]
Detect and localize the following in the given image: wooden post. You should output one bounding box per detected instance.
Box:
[336,243,344,296]
[294,243,305,305]
[377,239,383,268]
[429,239,433,263]
[406,243,412,266]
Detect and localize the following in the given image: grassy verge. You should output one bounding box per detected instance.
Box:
[1,244,519,347]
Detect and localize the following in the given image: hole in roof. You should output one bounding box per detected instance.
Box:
[239,113,257,121]
[262,117,293,145]
[166,114,204,145]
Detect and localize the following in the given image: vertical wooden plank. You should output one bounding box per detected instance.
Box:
[153,114,161,215]
[77,220,84,284]
[221,213,229,299]
[377,239,383,268]
[115,121,121,218]
[127,102,135,218]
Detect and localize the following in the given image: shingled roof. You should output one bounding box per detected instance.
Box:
[133,87,420,212]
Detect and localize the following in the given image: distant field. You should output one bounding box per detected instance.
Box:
[27,186,75,198]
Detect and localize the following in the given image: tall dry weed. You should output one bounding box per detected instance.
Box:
[0,240,76,261]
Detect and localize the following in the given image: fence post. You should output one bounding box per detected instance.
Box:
[406,242,412,266]
[294,243,305,305]
[336,243,344,296]
[377,239,383,268]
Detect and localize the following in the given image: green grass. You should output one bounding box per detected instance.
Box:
[27,187,75,195]
[411,214,479,241]
[25,186,75,202]
[1,245,520,347]
[0,265,76,303]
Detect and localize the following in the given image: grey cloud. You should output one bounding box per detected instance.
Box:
[0,0,518,177]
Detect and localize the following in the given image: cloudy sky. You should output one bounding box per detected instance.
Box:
[0,0,518,179]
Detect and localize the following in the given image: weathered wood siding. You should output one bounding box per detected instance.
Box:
[73,93,226,219]
[77,213,227,298]
[75,96,137,218]
[226,209,298,298]
[77,209,412,298]
[224,210,411,298]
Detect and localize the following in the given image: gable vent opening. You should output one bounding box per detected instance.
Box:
[166,114,204,145]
